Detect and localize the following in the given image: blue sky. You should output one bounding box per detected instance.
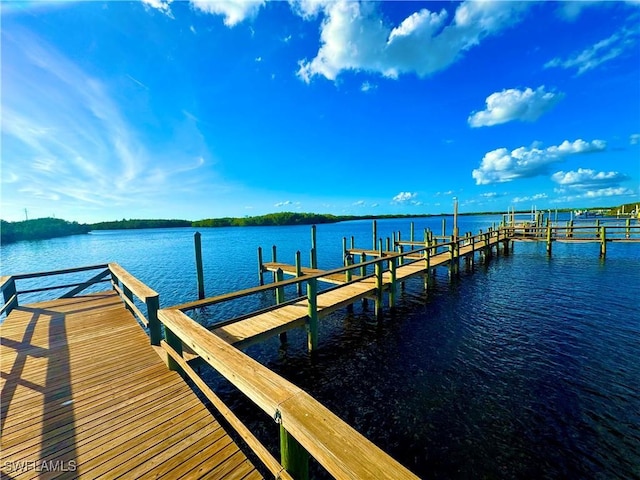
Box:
[2,0,639,223]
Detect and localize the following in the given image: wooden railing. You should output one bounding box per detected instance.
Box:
[0,264,161,344]
[158,307,419,480]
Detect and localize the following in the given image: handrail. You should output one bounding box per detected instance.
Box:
[158,308,419,480]
[10,263,110,280]
[108,263,161,345]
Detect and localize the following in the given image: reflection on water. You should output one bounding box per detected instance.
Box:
[2,216,639,478]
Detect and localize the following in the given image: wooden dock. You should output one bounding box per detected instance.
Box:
[1,263,419,480]
[0,290,263,479]
[176,228,506,351]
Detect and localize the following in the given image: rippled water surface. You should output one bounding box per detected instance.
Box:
[2,216,639,479]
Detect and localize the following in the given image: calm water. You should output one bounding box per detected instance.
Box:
[2,215,639,479]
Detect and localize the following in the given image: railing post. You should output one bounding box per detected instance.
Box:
[295,250,303,297]
[146,295,161,346]
[165,326,184,376]
[2,277,18,315]
[122,284,134,313]
[194,232,205,300]
[306,277,318,352]
[374,261,383,320]
[345,253,353,283]
[600,226,607,257]
[257,246,264,286]
[280,425,309,480]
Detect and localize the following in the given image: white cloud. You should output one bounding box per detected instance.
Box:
[630,133,640,145]
[190,0,265,26]
[360,81,377,92]
[472,139,607,185]
[275,200,293,207]
[545,27,639,75]
[352,200,366,206]
[297,1,530,83]
[551,168,628,189]
[513,193,547,203]
[392,191,418,203]
[552,187,634,204]
[468,86,564,127]
[141,0,173,16]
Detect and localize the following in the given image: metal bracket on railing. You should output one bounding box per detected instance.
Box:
[274,409,282,424]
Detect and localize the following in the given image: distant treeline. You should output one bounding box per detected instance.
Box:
[1,218,90,244]
[193,212,346,227]
[90,219,192,230]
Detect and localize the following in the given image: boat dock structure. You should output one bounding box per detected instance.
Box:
[2,217,639,479]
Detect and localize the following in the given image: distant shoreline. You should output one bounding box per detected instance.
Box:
[2,205,635,244]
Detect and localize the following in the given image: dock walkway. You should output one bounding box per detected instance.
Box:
[1,291,262,479]
[212,235,500,348]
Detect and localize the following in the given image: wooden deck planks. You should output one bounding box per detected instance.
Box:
[214,238,503,349]
[0,291,263,479]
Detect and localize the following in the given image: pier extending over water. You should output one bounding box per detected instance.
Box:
[2,217,638,479]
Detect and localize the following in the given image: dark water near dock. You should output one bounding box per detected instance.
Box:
[2,215,639,478]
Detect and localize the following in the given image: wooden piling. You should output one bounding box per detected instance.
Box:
[410,222,415,242]
[280,425,310,480]
[307,277,318,352]
[295,251,303,296]
[626,218,631,238]
[372,220,377,250]
[272,245,278,282]
[389,257,397,309]
[546,219,552,256]
[257,246,264,286]
[194,232,205,300]
[275,268,287,343]
[600,226,607,257]
[374,262,383,319]
[310,226,318,269]
[442,217,446,237]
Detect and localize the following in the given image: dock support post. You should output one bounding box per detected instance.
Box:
[257,247,264,286]
[374,262,383,320]
[280,425,310,480]
[442,218,446,237]
[360,252,368,309]
[600,226,607,257]
[389,257,397,309]
[306,277,318,352]
[568,220,574,238]
[372,220,377,250]
[546,219,552,256]
[386,237,391,253]
[194,232,205,300]
[146,295,161,346]
[626,218,631,238]
[423,241,431,291]
[295,251,302,297]
[272,245,278,282]
[310,225,318,269]
[410,222,415,242]
[275,268,287,344]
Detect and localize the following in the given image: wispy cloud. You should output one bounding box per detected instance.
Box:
[630,133,640,145]
[551,168,628,189]
[468,86,564,127]
[472,139,607,185]
[1,28,212,218]
[513,193,548,203]
[545,27,639,75]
